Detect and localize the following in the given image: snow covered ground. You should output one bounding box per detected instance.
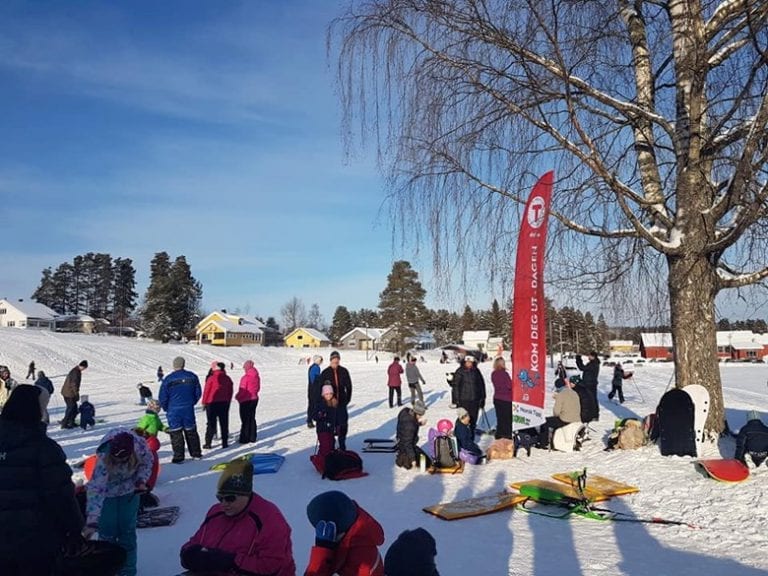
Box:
[1,328,767,576]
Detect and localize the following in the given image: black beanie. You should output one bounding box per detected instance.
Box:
[384,528,439,576]
[1,385,42,424]
[306,491,358,533]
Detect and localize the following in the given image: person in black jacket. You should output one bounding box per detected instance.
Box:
[735,410,768,467]
[316,351,353,450]
[454,408,483,461]
[451,356,486,434]
[395,400,426,470]
[575,351,600,420]
[0,385,85,574]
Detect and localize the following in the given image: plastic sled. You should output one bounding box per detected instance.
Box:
[423,492,526,521]
[550,472,639,498]
[683,384,710,456]
[209,452,284,474]
[137,506,179,528]
[362,438,398,453]
[551,422,586,452]
[657,388,697,457]
[695,459,749,483]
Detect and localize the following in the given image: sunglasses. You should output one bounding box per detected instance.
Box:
[216,494,238,503]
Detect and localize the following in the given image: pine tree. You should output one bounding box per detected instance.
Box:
[378,261,428,353]
[595,313,609,353]
[329,306,353,343]
[111,258,138,328]
[32,267,56,309]
[51,263,73,314]
[488,299,508,340]
[460,305,476,335]
[141,252,173,341]
[168,256,203,337]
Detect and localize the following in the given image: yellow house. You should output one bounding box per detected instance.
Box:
[196,311,268,347]
[284,327,331,348]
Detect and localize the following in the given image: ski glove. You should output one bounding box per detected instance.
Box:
[315,520,339,549]
[181,544,236,572]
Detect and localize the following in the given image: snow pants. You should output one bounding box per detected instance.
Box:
[238,399,258,444]
[608,382,625,403]
[98,492,139,576]
[204,402,230,448]
[388,386,402,408]
[408,382,424,405]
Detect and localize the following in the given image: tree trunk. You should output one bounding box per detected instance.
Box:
[667,253,724,434]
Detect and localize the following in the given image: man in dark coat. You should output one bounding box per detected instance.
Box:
[395,400,426,469]
[0,385,86,575]
[317,351,353,450]
[451,355,486,434]
[735,410,768,467]
[575,351,600,420]
[60,360,88,429]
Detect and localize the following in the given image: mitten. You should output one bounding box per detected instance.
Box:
[315,520,339,549]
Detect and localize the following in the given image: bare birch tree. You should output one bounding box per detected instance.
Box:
[331,0,768,432]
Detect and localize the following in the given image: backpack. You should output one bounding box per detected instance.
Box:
[433,435,459,469]
[322,450,366,481]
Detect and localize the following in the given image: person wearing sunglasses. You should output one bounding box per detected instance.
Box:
[180,459,296,575]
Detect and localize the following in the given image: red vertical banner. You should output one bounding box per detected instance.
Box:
[511,171,553,430]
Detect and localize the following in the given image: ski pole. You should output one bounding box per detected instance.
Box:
[631,375,645,403]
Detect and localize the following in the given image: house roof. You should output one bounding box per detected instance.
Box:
[462,330,490,341]
[609,340,634,347]
[285,327,330,342]
[338,327,389,342]
[640,332,674,347]
[196,312,271,335]
[57,314,96,322]
[730,340,764,351]
[0,299,58,320]
[716,330,757,346]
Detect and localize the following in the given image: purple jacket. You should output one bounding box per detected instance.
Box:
[491,369,512,402]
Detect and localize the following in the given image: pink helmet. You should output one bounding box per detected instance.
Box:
[437,419,453,434]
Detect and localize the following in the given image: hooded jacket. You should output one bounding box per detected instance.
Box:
[0,419,84,564]
[236,362,261,403]
[396,407,420,462]
[159,369,202,414]
[305,504,385,576]
[85,428,154,526]
[735,419,768,466]
[181,493,296,576]
[203,369,234,405]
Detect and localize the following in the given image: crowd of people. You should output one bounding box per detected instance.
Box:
[4,347,768,575]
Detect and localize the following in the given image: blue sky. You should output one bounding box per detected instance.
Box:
[0,1,445,322]
[0,1,759,325]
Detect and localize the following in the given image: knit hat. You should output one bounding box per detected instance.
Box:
[80,395,89,403]
[0,365,9,377]
[456,407,469,420]
[412,399,426,415]
[463,355,476,363]
[79,360,89,369]
[312,355,323,363]
[554,378,567,390]
[217,459,253,496]
[110,432,134,460]
[173,356,185,370]
[747,410,761,422]
[147,399,161,413]
[0,384,42,424]
[211,361,221,370]
[306,491,358,533]
[330,350,341,361]
[384,528,439,576]
[243,360,254,371]
[321,384,334,396]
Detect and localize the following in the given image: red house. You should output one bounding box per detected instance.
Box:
[640,332,674,360]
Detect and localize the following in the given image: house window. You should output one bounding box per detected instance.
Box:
[0,308,5,314]
[19,321,26,327]
[747,350,757,358]
[7,321,14,327]
[297,334,303,340]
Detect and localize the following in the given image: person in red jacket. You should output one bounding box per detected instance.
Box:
[305,490,384,576]
[386,357,404,408]
[202,362,234,449]
[236,360,261,444]
[180,459,296,576]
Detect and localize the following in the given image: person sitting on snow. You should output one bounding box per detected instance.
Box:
[735,410,768,468]
[395,399,427,470]
[79,395,96,430]
[537,377,581,449]
[454,407,484,463]
[180,459,296,576]
[305,490,385,576]
[384,528,440,576]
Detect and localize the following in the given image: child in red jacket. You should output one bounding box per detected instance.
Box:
[305,491,384,576]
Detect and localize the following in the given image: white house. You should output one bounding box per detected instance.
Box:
[338,327,389,350]
[462,330,490,351]
[0,298,58,329]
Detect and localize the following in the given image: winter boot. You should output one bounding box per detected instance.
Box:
[185,428,203,459]
[169,430,185,464]
[203,428,213,450]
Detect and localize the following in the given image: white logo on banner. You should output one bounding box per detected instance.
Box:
[527,196,546,229]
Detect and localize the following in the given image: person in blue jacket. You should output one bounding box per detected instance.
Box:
[159,356,202,463]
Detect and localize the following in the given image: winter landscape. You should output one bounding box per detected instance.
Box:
[1,328,767,576]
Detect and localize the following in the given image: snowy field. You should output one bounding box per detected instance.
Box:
[1,328,767,576]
